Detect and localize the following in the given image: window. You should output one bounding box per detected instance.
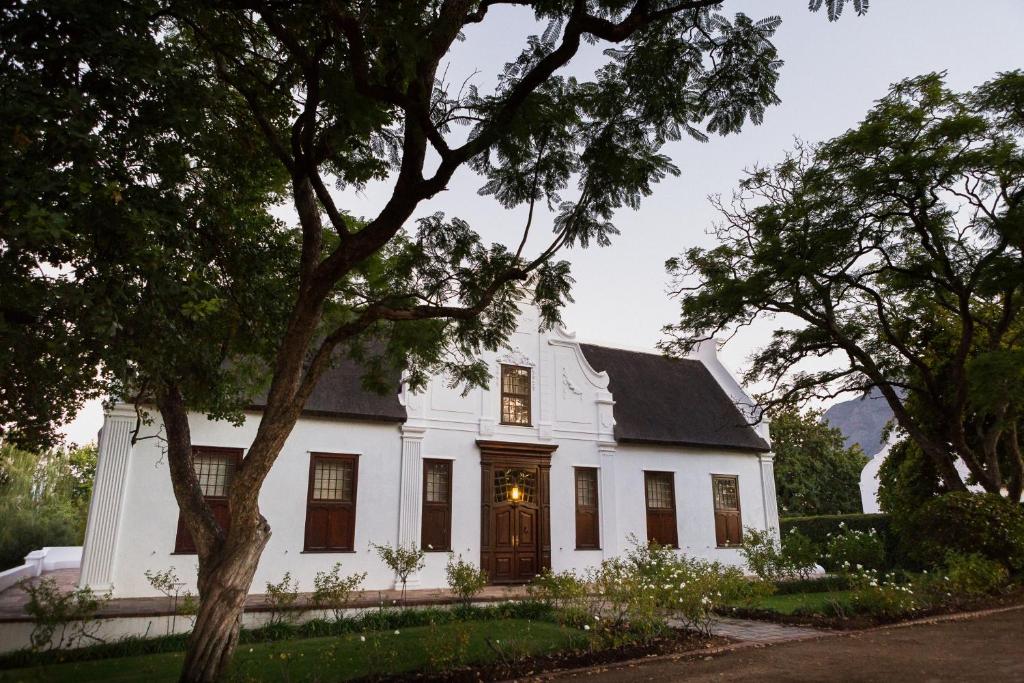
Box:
[712,475,742,547]
[574,468,600,549]
[174,446,242,554]
[421,459,452,551]
[500,365,532,425]
[304,453,358,551]
[644,471,678,547]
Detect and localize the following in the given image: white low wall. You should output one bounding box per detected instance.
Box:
[0,547,82,593]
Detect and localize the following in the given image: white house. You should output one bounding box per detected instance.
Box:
[78,308,778,598]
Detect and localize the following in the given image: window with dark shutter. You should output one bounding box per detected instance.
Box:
[421,459,452,551]
[304,453,358,551]
[574,468,600,549]
[712,475,742,547]
[644,471,678,548]
[500,365,531,425]
[174,446,242,554]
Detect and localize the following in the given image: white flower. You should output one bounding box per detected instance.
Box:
[583,624,591,631]
[360,636,366,642]
[394,630,400,635]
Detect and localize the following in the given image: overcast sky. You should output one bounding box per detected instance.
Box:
[61,0,1023,445]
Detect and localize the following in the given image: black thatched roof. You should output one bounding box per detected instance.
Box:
[249,342,768,451]
[579,344,770,452]
[250,356,406,423]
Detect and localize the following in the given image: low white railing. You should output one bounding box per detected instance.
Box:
[0,546,82,592]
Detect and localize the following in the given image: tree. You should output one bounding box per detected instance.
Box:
[769,409,868,516]
[663,71,1024,504]
[2,1,868,679]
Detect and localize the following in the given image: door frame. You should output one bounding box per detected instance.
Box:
[477,440,557,583]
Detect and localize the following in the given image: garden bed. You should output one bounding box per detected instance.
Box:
[0,604,721,682]
[721,586,1024,631]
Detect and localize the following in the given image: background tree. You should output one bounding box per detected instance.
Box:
[0,442,97,570]
[663,71,1024,502]
[770,409,868,516]
[2,1,868,679]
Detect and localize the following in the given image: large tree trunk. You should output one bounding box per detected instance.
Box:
[179,527,270,683]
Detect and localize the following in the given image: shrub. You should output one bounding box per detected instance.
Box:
[823,524,886,572]
[781,528,821,575]
[774,574,850,595]
[143,567,195,635]
[899,492,1024,572]
[445,554,488,607]
[940,551,1009,598]
[739,527,817,581]
[623,540,770,635]
[311,563,366,621]
[372,543,425,603]
[20,577,110,651]
[527,569,589,622]
[264,572,300,626]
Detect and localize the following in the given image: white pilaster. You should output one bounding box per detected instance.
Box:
[758,453,781,540]
[396,424,426,588]
[79,407,136,591]
[598,441,619,559]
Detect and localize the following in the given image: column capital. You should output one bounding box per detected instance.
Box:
[401,424,427,439]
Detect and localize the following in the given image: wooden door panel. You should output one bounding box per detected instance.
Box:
[495,508,514,549]
[493,554,514,580]
[647,510,677,547]
[715,510,741,546]
[516,553,537,578]
[517,508,536,549]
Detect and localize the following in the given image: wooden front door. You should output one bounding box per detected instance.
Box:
[490,470,540,581]
[478,440,556,584]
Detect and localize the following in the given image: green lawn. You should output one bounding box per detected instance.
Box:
[0,619,586,682]
[738,590,853,615]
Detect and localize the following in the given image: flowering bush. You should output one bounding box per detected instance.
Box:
[528,569,589,622]
[739,527,817,581]
[823,524,886,572]
[529,539,767,640]
[847,568,919,618]
[622,540,768,636]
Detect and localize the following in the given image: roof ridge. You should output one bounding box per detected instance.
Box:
[577,341,700,362]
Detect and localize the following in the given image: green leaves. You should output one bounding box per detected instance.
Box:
[664,71,1024,495]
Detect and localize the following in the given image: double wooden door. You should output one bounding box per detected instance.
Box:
[490,490,540,581]
[478,440,556,584]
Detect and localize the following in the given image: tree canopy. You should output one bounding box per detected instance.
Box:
[770,409,868,516]
[664,71,1024,500]
[2,1,870,679]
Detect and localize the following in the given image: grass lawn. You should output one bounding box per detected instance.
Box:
[738,590,853,615]
[0,619,586,682]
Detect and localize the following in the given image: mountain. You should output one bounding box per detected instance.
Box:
[822,388,895,458]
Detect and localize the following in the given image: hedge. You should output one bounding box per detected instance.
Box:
[781,513,898,568]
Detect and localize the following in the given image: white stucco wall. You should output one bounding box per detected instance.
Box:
[80,309,779,598]
[105,413,403,597]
